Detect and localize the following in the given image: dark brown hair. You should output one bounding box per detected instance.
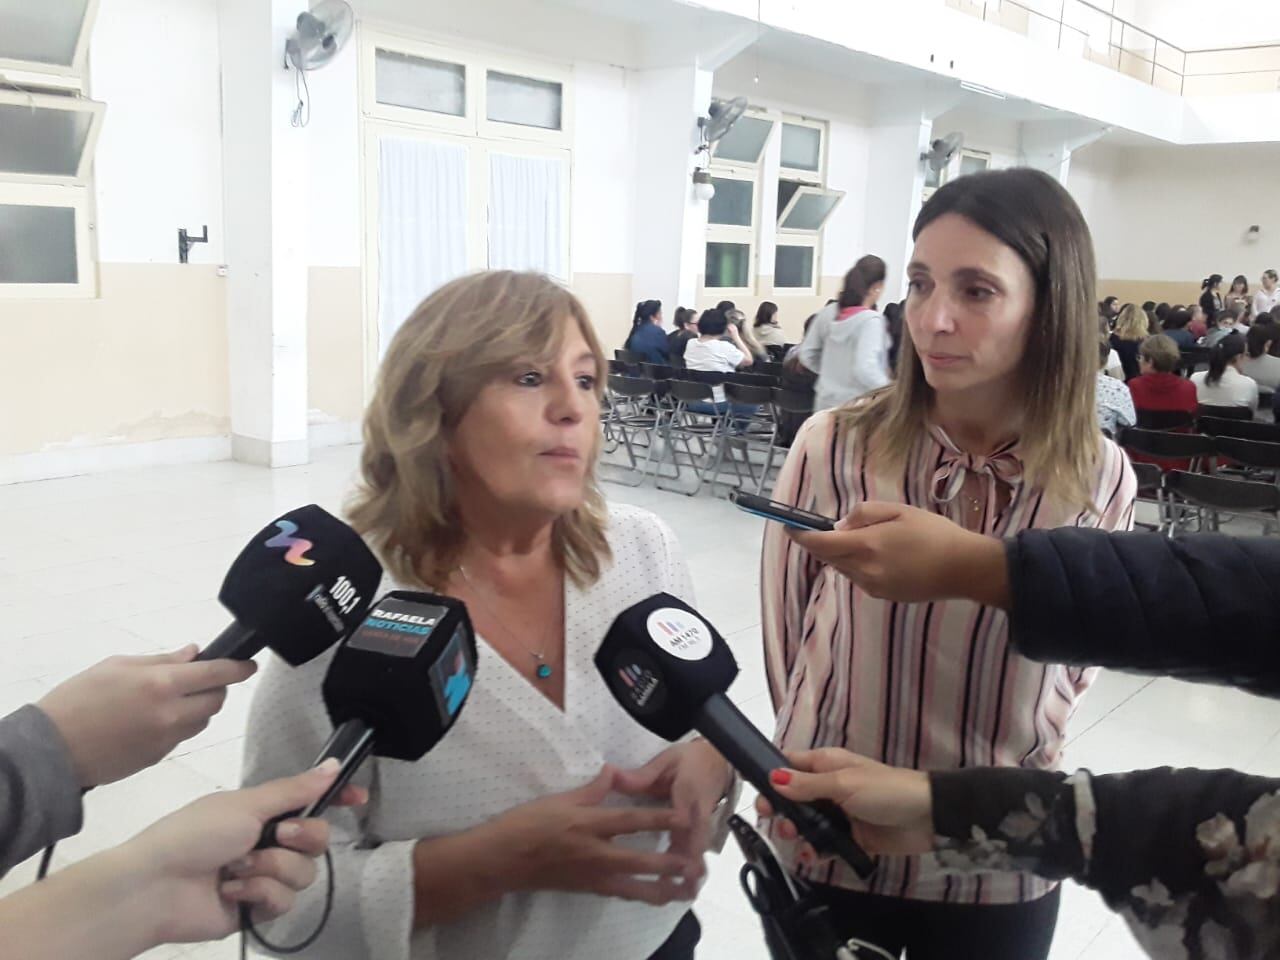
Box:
[838,255,887,309]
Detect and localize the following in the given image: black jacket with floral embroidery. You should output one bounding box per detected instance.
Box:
[926,529,1280,959]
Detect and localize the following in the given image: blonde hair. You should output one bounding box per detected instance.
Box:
[1113,303,1148,342]
[837,168,1101,514]
[348,271,611,589]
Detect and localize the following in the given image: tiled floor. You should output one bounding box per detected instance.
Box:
[2,446,1277,958]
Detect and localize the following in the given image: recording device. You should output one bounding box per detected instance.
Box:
[730,491,836,532]
[595,593,874,878]
[257,591,478,847]
[197,504,382,664]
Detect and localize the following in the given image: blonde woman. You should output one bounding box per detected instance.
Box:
[243,272,732,960]
[1109,302,1148,381]
[760,168,1135,960]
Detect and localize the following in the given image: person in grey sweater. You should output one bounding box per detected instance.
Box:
[0,645,254,876]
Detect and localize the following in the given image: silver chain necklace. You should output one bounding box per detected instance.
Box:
[458,565,556,680]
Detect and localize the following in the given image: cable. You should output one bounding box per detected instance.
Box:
[291,67,311,128]
[240,848,335,958]
[35,842,55,881]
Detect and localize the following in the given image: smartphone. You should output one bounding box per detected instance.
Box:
[730,491,836,532]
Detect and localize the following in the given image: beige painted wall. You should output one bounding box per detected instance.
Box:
[1,264,229,457]
[1099,279,1204,310]
[571,272,634,356]
[307,266,365,425]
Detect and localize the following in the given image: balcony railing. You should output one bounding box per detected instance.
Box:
[946,0,1280,96]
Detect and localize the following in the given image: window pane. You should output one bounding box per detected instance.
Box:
[777,180,802,218]
[959,153,990,176]
[705,242,749,288]
[0,204,77,283]
[708,178,753,227]
[0,0,91,68]
[0,102,93,177]
[487,71,563,130]
[781,123,822,171]
[781,191,842,231]
[712,116,772,164]
[775,245,815,289]
[375,49,466,117]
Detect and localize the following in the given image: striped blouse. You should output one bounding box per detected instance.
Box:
[761,410,1136,905]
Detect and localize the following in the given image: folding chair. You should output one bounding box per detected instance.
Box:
[756,388,815,494]
[1119,428,1216,473]
[705,382,776,495]
[615,348,644,364]
[654,379,727,496]
[1130,461,1166,532]
[1199,417,1280,443]
[1165,470,1280,535]
[600,375,662,486]
[1213,436,1280,485]
[1198,403,1253,422]
[1135,409,1194,431]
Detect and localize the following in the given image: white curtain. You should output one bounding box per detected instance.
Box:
[377,137,468,355]
[487,152,566,282]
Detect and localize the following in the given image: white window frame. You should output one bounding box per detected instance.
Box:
[956,148,992,178]
[0,181,95,299]
[360,27,573,145]
[0,89,105,183]
[778,115,827,180]
[773,235,820,296]
[703,163,758,297]
[709,109,775,168]
[0,0,100,78]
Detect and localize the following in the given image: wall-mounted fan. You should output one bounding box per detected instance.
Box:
[699,96,749,145]
[921,132,964,173]
[284,1,354,125]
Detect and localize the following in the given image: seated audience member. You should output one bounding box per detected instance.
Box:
[1094,337,1135,437]
[729,308,769,362]
[1161,307,1196,350]
[1109,303,1147,380]
[1192,333,1258,411]
[623,300,669,365]
[784,314,818,371]
[667,307,697,364]
[1187,303,1209,340]
[752,301,788,349]
[1202,306,1242,348]
[1098,295,1120,328]
[1141,300,1159,334]
[686,307,759,426]
[1241,324,1280,392]
[1129,334,1197,418]
[1154,301,1171,327]
[1226,274,1252,319]
[882,300,905,372]
[243,271,732,960]
[1254,269,1280,318]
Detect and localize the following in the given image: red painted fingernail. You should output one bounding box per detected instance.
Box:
[770,769,792,786]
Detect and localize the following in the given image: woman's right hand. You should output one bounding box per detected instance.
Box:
[486,765,700,905]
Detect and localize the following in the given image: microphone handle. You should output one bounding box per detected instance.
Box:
[695,695,875,879]
[256,719,376,849]
[196,620,262,661]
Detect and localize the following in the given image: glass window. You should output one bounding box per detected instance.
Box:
[780,189,843,231]
[712,116,773,165]
[0,100,95,178]
[777,179,803,219]
[375,49,466,117]
[959,152,990,176]
[705,242,750,289]
[775,245,815,289]
[708,177,753,227]
[781,123,822,171]
[0,0,92,69]
[487,71,563,130]
[0,203,77,283]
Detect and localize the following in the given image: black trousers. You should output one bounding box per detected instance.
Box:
[804,885,1061,960]
[647,912,701,960]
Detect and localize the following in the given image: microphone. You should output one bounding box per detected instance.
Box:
[197,504,382,665]
[258,590,477,846]
[594,593,875,879]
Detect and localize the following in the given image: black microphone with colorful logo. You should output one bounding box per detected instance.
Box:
[258,590,478,846]
[595,593,875,879]
[196,504,382,664]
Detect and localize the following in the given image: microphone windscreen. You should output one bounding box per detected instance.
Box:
[323,591,478,761]
[594,593,738,741]
[219,504,382,665]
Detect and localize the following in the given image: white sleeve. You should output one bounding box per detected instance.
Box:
[1248,377,1260,410]
[1116,383,1136,428]
[241,655,418,960]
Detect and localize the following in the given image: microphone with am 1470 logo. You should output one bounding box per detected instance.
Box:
[595,592,875,879]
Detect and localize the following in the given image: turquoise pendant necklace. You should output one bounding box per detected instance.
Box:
[459,566,555,681]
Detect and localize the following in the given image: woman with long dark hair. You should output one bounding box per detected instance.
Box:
[623,299,668,365]
[753,301,787,349]
[1192,332,1258,410]
[1225,274,1251,319]
[761,168,1134,959]
[797,255,891,410]
[1200,273,1224,322]
[666,306,696,364]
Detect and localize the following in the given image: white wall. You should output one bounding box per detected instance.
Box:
[90,0,225,264]
[571,62,637,278]
[304,37,362,268]
[1074,141,1280,282]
